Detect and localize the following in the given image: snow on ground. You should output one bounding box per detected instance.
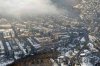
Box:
[0,41,4,50]
[87,43,98,52]
[80,37,86,42]
[27,38,41,49]
[50,58,59,66]
[0,60,14,66]
[6,42,12,50]
[89,35,97,42]
[15,38,27,55]
[81,57,93,66]
[81,63,93,66]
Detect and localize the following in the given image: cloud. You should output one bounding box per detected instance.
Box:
[0,0,63,16]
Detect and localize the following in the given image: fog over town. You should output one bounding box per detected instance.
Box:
[0,0,100,66]
[0,0,78,18]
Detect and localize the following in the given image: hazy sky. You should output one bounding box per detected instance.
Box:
[0,0,77,18]
[0,0,63,16]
